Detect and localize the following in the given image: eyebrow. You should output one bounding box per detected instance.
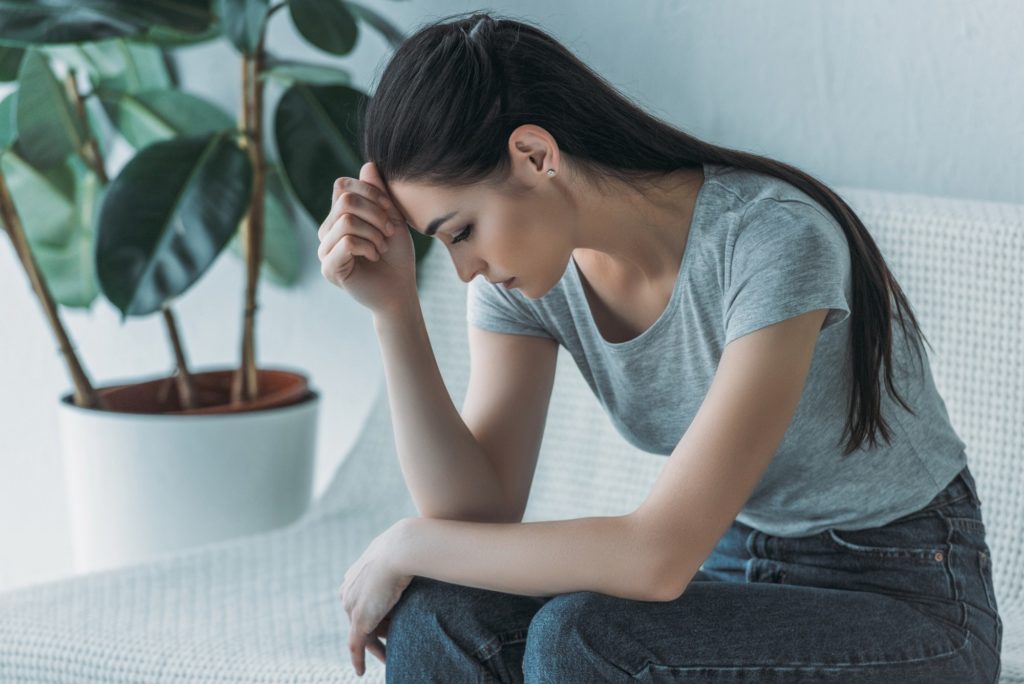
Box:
[423,210,458,237]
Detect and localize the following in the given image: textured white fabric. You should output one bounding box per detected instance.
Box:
[0,184,1020,682]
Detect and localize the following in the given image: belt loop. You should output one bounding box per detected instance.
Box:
[745,529,758,558]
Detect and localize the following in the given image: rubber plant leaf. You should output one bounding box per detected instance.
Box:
[289,0,358,57]
[15,47,87,170]
[274,81,433,266]
[95,130,252,320]
[0,0,215,45]
[217,0,269,55]
[96,87,235,149]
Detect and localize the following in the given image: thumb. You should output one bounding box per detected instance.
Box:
[359,161,406,227]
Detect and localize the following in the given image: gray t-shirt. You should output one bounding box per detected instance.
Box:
[466,161,967,537]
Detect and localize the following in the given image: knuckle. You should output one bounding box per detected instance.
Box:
[339,213,356,229]
[338,191,357,211]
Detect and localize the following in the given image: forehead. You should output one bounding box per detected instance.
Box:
[387,180,479,232]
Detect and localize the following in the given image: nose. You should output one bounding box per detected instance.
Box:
[453,254,482,284]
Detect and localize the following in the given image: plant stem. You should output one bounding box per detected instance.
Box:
[0,170,105,409]
[233,32,268,405]
[63,68,109,184]
[161,305,196,409]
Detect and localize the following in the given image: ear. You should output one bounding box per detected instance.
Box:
[508,124,559,183]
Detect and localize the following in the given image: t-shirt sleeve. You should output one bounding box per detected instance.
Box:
[466,276,555,339]
[723,198,852,346]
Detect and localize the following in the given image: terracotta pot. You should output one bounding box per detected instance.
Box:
[94,367,311,415]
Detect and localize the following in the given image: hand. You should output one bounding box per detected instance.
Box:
[318,161,417,314]
[339,518,415,677]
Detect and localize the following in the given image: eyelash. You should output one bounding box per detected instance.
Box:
[452,224,473,244]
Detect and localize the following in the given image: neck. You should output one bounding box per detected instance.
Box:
[571,166,704,285]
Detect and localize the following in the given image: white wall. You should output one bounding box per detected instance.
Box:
[2,0,1021,592]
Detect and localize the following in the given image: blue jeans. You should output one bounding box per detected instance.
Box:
[385,465,1003,682]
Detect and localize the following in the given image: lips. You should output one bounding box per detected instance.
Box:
[502,277,515,289]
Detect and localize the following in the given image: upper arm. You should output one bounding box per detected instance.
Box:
[633,308,829,600]
[462,326,559,523]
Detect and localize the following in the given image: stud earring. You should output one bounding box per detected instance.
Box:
[546,168,556,177]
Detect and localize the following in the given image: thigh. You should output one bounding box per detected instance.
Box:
[524,467,1001,683]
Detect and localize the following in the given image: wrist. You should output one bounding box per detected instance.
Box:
[388,516,421,577]
[373,297,421,329]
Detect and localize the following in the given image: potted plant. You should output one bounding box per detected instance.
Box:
[0,0,429,573]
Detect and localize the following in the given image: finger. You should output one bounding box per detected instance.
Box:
[332,173,403,226]
[326,176,394,238]
[356,164,407,226]
[320,189,395,242]
[332,176,349,205]
[349,636,365,677]
[322,235,380,278]
[367,636,386,664]
[318,214,389,260]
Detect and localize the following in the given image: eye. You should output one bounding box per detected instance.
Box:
[451,224,473,244]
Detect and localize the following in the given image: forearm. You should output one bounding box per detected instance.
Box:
[394,513,670,602]
[373,302,513,523]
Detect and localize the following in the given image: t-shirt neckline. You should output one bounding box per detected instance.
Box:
[568,162,714,352]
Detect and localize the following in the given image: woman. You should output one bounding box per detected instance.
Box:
[317,11,1003,683]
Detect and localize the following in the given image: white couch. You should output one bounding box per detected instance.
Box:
[1,183,1021,682]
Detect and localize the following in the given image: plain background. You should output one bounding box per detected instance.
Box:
[2,0,1022,592]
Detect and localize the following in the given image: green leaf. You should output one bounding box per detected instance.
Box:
[15,48,88,169]
[95,131,252,319]
[43,39,172,93]
[274,81,433,267]
[0,90,16,148]
[0,146,77,246]
[289,0,358,57]
[274,82,363,227]
[61,39,173,93]
[29,156,103,308]
[139,20,223,48]
[29,227,101,308]
[345,1,405,49]
[229,164,300,286]
[0,0,216,46]
[97,87,235,149]
[0,44,24,81]
[218,0,270,54]
[260,56,352,86]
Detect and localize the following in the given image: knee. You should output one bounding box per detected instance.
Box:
[386,577,516,682]
[522,591,640,682]
[387,576,460,643]
[522,592,598,674]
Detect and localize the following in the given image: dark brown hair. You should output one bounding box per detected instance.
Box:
[360,11,930,456]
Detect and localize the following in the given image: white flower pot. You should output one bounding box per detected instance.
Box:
[55,388,319,574]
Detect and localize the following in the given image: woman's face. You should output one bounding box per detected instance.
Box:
[387,174,574,299]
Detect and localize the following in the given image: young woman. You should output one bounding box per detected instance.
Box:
[318,11,1003,683]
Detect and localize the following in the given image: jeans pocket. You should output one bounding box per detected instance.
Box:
[822,511,945,561]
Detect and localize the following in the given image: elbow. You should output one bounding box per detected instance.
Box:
[625,513,695,602]
[647,558,694,602]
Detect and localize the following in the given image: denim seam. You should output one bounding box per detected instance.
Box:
[978,550,998,614]
[632,632,971,677]
[472,628,529,662]
[821,527,943,561]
